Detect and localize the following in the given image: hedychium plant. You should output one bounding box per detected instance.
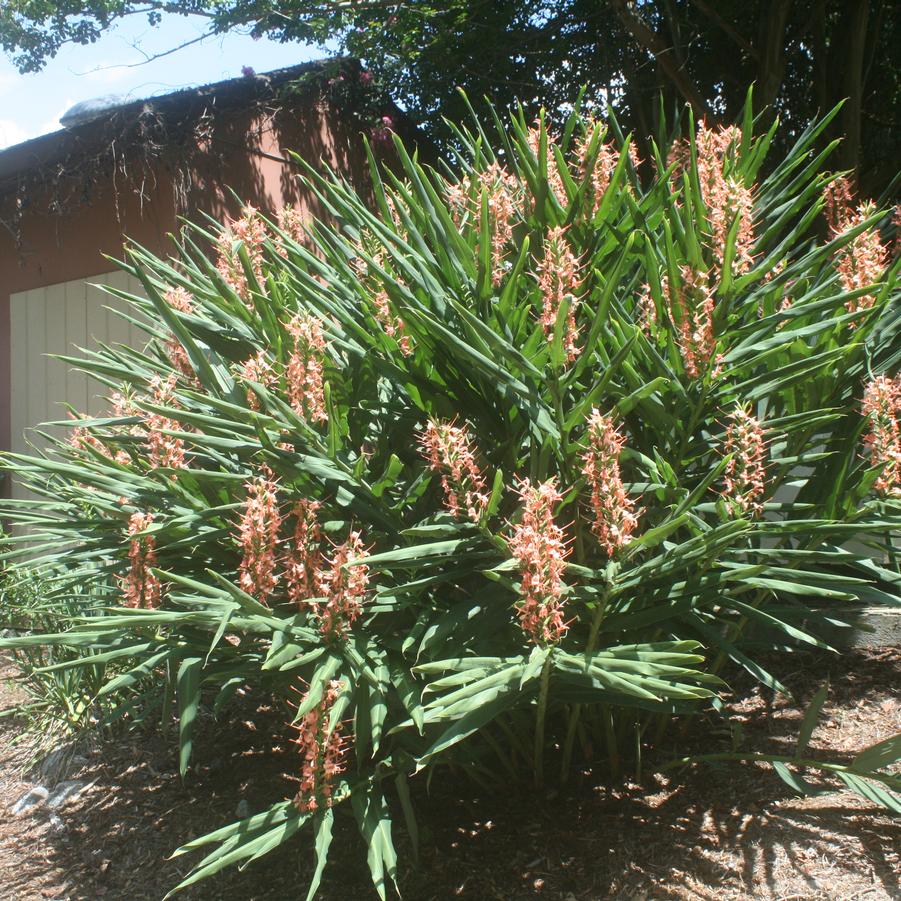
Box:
[1,89,900,897]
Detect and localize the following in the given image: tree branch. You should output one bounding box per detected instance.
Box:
[688,0,758,59]
[609,0,710,116]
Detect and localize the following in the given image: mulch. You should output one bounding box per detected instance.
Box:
[0,648,898,901]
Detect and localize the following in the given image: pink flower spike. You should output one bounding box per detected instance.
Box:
[291,680,347,813]
[310,531,370,641]
[526,122,567,209]
[240,350,276,411]
[285,499,324,607]
[286,313,329,424]
[237,466,282,605]
[536,226,582,362]
[720,406,768,517]
[122,511,161,609]
[419,418,489,523]
[664,267,717,379]
[508,477,571,645]
[215,205,269,302]
[862,375,901,498]
[832,202,889,324]
[582,410,639,556]
[145,375,187,473]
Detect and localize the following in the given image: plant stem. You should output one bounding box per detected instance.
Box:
[561,584,612,783]
[533,651,554,789]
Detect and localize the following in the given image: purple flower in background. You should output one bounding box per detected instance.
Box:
[241,66,256,78]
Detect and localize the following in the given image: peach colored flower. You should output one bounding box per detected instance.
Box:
[508,478,570,644]
[582,409,639,555]
[527,123,567,208]
[664,267,717,379]
[480,162,520,286]
[445,163,520,286]
[419,418,489,522]
[237,466,282,605]
[240,350,276,411]
[163,288,196,380]
[277,204,307,247]
[832,202,889,322]
[694,123,756,276]
[286,313,328,424]
[636,283,657,335]
[370,278,413,356]
[536,226,582,362]
[122,511,161,609]
[216,205,268,301]
[291,680,347,813]
[285,499,324,606]
[575,124,619,217]
[146,375,186,472]
[720,406,767,516]
[311,531,370,641]
[862,375,901,498]
[823,175,855,234]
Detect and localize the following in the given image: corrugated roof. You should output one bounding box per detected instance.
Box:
[0,57,344,185]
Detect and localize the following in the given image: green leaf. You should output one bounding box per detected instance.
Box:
[177,657,202,778]
[796,683,829,758]
[853,733,901,773]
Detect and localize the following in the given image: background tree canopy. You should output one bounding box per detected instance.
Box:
[1,1,898,191]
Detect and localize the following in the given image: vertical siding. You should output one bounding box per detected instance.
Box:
[9,272,147,501]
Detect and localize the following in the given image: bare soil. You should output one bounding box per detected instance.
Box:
[1,649,898,901]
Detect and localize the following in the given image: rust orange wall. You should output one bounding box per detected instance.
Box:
[0,94,374,454]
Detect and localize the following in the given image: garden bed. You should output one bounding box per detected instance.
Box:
[1,648,898,901]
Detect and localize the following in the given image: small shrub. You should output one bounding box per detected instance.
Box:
[1,95,900,896]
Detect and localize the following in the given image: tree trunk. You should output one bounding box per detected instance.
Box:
[755,0,793,121]
[836,0,870,173]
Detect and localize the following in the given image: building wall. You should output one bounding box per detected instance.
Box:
[9,271,147,502]
[0,92,375,480]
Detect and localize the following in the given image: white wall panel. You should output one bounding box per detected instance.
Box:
[9,272,148,501]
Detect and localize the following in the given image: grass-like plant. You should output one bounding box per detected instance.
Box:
[1,93,900,897]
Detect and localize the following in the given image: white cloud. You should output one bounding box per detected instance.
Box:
[0,118,29,150]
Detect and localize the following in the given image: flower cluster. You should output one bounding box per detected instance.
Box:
[285,499,324,606]
[721,406,767,516]
[526,123,568,208]
[823,175,855,234]
[419,418,489,522]
[291,680,347,813]
[216,205,268,300]
[240,350,276,411]
[446,163,520,286]
[122,511,161,609]
[145,375,187,472]
[481,163,520,286]
[694,123,756,275]
[163,288,196,381]
[665,266,717,378]
[575,123,620,217]
[286,313,329,424]
[862,375,901,497]
[277,204,307,247]
[831,202,889,321]
[582,410,639,555]
[636,282,657,335]
[536,226,582,361]
[508,478,570,644]
[312,532,370,641]
[237,467,283,604]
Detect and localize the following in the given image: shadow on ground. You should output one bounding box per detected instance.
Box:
[1,649,898,901]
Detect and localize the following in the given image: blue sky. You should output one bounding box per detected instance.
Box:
[0,14,332,149]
